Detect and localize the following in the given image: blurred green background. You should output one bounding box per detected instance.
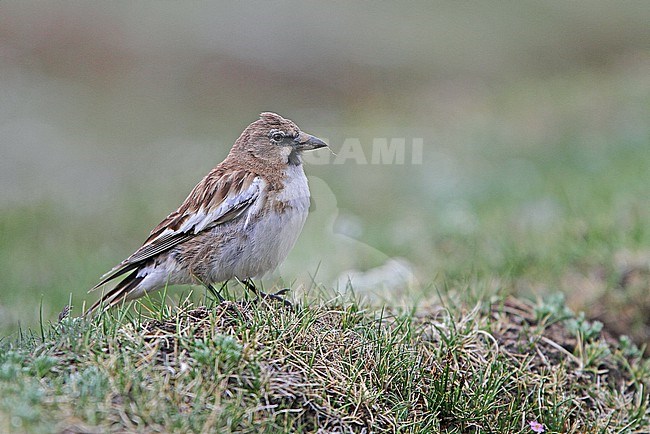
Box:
[1,1,649,339]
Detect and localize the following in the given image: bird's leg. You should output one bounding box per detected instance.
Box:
[242,279,292,308]
[206,282,226,303]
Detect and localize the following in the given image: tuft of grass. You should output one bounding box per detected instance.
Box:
[0,289,647,433]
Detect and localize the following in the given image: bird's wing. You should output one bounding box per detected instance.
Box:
[91,170,263,289]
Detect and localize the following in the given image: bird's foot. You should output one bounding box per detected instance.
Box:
[242,280,292,308]
[207,283,226,303]
[257,288,293,308]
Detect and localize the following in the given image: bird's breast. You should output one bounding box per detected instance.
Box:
[266,166,310,235]
[272,165,311,211]
[242,166,310,274]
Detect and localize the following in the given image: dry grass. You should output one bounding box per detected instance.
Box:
[1,289,647,433]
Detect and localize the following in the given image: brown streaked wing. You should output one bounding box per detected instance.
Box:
[91,170,261,290]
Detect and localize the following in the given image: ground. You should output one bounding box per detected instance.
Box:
[0,288,647,433]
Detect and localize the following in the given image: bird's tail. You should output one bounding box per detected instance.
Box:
[85,270,145,316]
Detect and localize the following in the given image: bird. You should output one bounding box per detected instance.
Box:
[87,112,327,314]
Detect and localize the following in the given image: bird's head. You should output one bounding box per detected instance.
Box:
[232,112,328,166]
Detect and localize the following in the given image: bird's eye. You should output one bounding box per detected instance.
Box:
[270,131,285,142]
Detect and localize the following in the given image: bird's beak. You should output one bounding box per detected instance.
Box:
[294,132,328,151]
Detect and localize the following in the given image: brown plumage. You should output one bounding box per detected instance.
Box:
[88,112,327,314]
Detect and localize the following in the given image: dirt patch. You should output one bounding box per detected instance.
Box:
[491,297,636,392]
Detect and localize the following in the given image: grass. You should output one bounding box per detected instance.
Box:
[0,286,648,433]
